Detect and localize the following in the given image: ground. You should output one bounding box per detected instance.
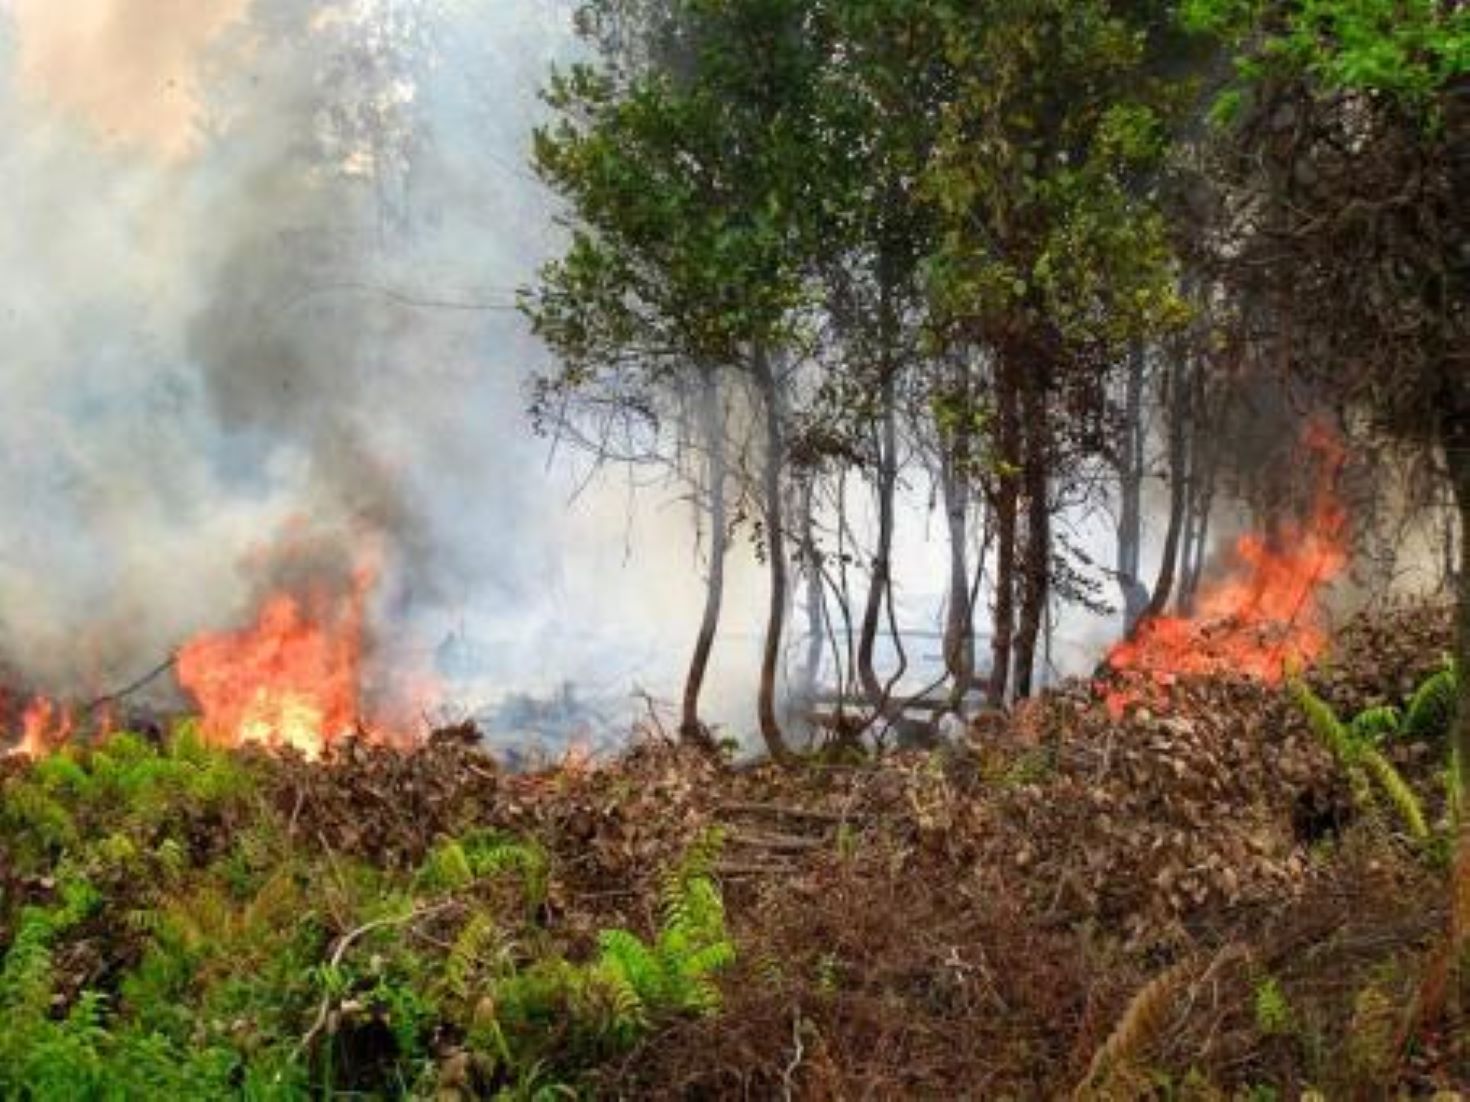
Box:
[0,602,1466,1099]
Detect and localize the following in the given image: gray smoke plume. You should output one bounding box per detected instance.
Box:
[0,1,612,704]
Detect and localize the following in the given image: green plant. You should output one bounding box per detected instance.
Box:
[1290,680,1429,841]
[1405,660,1460,743]
[1348,705,1402,746]
[1252,975,1292,1036]
[419,830,549,905]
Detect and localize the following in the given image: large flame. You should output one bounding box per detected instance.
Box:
[5,696,73,758]
[176,565,374,758]
[1104,422,1348,718]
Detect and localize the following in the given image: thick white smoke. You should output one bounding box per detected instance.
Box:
[0,0,772,737]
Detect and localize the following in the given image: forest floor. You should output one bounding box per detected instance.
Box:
[1,602,1466,1099]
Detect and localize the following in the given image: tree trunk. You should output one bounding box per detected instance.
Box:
[753,345,793,763]
[1116,344,1151,630]
[857,367,898,706]
[1142,353,1190,624]
[797,475,825,708]
[1013,363,1050,699]
[1180,427,1217,615]
[1448,439,1470,946]
[680,367,726,748]
[942,441,974,708]
[1448,445,1470,802]
[987,362,1021,707]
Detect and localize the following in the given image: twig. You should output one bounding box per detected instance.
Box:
[724,830,824,853]
[716,800,865,823]
[781,1011,806,1102]
[713,861,794,878]
[296,900,457,1058]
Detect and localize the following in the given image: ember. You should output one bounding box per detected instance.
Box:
[1104,421,1349,718]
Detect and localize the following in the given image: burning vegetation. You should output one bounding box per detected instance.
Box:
[2,0,1468,1098]
[1104,423,1352,719]
[176,570,373,759]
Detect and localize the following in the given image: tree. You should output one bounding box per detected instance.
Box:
[924,0,1190,700]
[526,0,831,761]
[1183,0,1468,916]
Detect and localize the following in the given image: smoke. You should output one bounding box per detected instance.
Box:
[0,0,1113,739]
[6,0,247,159]
[0,1,606,694]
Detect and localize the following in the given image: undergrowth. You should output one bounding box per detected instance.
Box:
[1288,669,1461,844]
[0,730,733,1100]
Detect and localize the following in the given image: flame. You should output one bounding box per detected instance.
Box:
[176,566,374,759]
[9,697,72,757]
[1104,422,1348,718]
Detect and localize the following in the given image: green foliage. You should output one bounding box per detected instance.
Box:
[1184,0,1469,105]
[0,738,736,1099]
[1,727,256,874]
[1404,660,1460,743]
[1289,679,1429,841]
[487,829,735,1076]
[1348,705,1401,746]
[1252,975,1292,1036]
[419,830,549,904]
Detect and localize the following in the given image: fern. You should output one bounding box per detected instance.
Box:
[1349,705,1402,745]
[444,913,498,1001]
[418,832,548,904]
[1290,680,1428,841]
[1359,746,1429,841]
[1405,660,1460,742]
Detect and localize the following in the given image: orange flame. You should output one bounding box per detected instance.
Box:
[176,566,374,758]
[10,697,73,757]
[1104,421,1348,718]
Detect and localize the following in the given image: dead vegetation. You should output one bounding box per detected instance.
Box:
[1,601,1466,1097]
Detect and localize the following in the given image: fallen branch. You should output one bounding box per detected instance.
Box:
[84,654,178,715]
[717,800,867,823]
[725,831,825,853]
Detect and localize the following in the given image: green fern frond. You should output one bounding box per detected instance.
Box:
[1405,662,1460,742]
[1291,680,1359,763]
[419,839,476,892]
[1291,679,1430,839]
[1349,705,1402,745]
[597,928,667,1004]
[1359,747,1429,840]
[586,959,648,1040]
[445,913,498,1001]
[462,833,549,905]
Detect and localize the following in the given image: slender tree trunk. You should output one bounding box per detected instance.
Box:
[1116,344,1150,630]
[858,367,898,706]
[1013,361,1050,698]
[1181,430,1217,615]
[753,345,793,763]
[680,367,726,748]
[987,361,1021,707]
[1448,445,1470,800]
[1143,353,1190,624]
[1444,486,1460,595]
[1448,440,1470,946]
[798,475,825,708]
[942,442,974,708]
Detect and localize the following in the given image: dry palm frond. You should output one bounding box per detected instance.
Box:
[1074,956,1197,1100]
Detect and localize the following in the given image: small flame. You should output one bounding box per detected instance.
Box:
[176,566,374,758]
[1104,421,1348,718]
